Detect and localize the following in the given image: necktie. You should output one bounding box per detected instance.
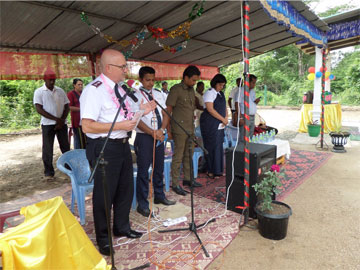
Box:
[143,90,162,129]
[114,84,132,138]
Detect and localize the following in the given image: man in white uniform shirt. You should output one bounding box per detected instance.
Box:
[234,74,259,139]
[33,69,70,180]
[228,78,241,115]
[80,49,155,256]
[134,66,176,218]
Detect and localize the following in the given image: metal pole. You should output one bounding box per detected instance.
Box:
[242,0,250,224]
[320,48,326,148]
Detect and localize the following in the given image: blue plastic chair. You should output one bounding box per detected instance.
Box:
[225,125,240,147]
[193,147,204,179]
[56,149,93,225]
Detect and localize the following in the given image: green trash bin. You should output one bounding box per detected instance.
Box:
[307,124,321,137]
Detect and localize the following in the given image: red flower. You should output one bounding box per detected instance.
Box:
[271,164,280,172]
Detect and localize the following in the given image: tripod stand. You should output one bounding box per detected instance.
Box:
[148,94,215,257]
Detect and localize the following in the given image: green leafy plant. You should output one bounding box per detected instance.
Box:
[253,164,285,211]
[307,119,319,125]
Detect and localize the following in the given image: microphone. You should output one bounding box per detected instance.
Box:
[120,83,138,102]
[127,79,144,92]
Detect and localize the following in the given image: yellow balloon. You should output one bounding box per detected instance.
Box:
[325,71,331,78]
[308,73,315,80]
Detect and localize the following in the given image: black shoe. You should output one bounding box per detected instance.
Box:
[136,206,153,218]
[114,229,143,238]
[183,180,202,187]
[172,185,187,196]
[98,244,111,256]
[154,197,176,205]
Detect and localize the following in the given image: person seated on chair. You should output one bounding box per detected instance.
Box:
[254,113,278,135]
[200,74,228,179]
[134,66,176,218]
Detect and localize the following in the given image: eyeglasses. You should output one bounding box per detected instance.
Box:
[108,64,128,70]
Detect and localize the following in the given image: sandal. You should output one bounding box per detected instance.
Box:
[206,173,215,179]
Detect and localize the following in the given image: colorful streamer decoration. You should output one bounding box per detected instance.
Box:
[80,1,205,57]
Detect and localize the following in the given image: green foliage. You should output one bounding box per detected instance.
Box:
[253,165,285,211]
[318,4,356,18]
[0,77,91,132]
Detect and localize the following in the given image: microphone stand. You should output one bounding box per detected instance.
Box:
[148,92,215,257]
[88,92,129,270]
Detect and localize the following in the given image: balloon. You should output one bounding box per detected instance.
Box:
[325,71,331,78]
[316,71,322,78]
[325,77,330,81]
[329,74,335,80]
[307,73,315,80]
[320,67,327,72]
[308,67,315,73]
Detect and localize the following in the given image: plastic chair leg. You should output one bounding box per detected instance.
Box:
[71,191,75,213]
[192,152,203,179]
[77,189,86,225]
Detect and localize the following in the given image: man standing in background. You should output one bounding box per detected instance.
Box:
[33,69,70,180]
[161,81,169,95]
[194,81,204,128]
[67,78,86,149]
[228,78,241,118]
[234,74,259,139]
[165,65,203,196]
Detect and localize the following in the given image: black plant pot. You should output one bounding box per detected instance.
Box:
[329,132,350,153]
[254,201,292,240]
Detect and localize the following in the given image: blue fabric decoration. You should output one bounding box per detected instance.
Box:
[259,0,327,47]
[327,19,360,41]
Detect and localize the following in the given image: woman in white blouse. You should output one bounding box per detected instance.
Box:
[200,74,228,179]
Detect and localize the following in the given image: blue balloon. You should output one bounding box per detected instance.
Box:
[316,71,322,78]
[329,74,335,80]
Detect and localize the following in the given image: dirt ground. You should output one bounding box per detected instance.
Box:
[1,108,360,269]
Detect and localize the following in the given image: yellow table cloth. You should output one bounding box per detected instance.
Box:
[0,196,110,270]
[298,103,342,133]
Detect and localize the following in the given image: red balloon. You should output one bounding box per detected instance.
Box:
[308,67,315,73]
[320,67,327,72]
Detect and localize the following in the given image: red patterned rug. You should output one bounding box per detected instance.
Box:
[189,149,332,204]
[2,149,331,269]
[72,191,239,270]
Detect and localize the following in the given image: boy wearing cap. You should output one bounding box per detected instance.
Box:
[33,70,70,180]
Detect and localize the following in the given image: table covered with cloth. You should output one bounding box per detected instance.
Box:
[298,103,342,133]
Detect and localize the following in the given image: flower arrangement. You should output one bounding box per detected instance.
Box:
[253,164,285,211]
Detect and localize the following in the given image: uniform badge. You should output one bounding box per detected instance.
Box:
[92,81,102,88]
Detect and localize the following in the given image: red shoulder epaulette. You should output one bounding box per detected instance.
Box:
[91,81,102,88]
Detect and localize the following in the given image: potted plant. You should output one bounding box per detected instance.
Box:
[307,119,321,137]
[329,121,350,153]
[253,164,292,240]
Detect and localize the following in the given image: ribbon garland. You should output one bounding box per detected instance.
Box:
[80,0,205,58]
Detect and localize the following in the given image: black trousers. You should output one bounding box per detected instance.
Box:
[41,124,70,176]
[134,133,165,210]
[86,138,133,246]
[73,126,87,149]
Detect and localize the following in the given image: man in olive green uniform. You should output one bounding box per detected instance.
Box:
[165,66,203,196]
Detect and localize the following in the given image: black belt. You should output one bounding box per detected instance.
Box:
[87,136,129,144]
